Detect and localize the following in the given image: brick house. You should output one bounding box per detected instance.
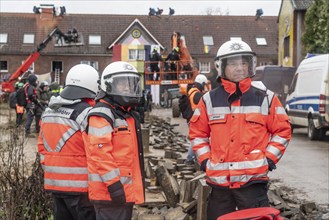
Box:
[0,7,278,95]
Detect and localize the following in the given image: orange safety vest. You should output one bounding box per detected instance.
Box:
[38,101,92,193]
[16,104,24,113]
[187,87,201,111]
[189,78,291,188]
[86,99,145,204]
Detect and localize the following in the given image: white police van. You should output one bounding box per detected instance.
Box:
[285,54,329,140]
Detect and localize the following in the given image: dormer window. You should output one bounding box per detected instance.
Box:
[256,37,267,45]
[203,36,214,54]
[23,34,35,44]
[0,33,8,44]
[203,36,214,46]
[230,37,242,41]
[89,35,101,45]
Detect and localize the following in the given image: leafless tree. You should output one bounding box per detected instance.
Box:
[203,7,229,15]
[0,105,52,219]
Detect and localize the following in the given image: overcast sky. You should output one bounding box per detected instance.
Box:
[0,0,282,16]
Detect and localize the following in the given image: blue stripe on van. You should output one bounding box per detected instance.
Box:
[286,96,320,112]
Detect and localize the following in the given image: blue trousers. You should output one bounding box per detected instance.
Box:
[25,108,34,134]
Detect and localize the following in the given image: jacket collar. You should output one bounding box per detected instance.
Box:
[100,97,131,113]
[221,77,251,95]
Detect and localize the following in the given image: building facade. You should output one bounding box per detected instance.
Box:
[0,6,278,94]
[277,0,313,67]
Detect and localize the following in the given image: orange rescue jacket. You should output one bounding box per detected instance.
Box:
[86,99,145,204]
[38,100,93,193]
[189,78,291,188]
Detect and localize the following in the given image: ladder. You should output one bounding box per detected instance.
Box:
[54,68,60,84]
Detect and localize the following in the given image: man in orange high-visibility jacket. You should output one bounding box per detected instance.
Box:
[189,40,291,220]
[86,61,145,220]
[188,74,209,112]
[185,74,210,164]
[38,64,99,220]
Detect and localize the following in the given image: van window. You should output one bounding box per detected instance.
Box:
[298,68,323,94]
[289,73,298,94]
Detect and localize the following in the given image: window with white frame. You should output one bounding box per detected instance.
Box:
[89,35,101,45]
[81,61,99,70]
[22,60,34,72]
[203,36,214,45]
[0,60,8,72]
[199,62,211,73]
[230,37,242,41]
[23,34,35,44]
[128,49,145,60]
[0,34,8,44]
[256,37,267,45]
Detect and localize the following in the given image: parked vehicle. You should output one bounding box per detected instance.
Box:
[285,54,329,140]
[253,65,296,106]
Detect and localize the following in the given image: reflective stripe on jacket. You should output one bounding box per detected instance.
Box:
[189,78,291,188]
[86,100,145,204]
[38,101,92,193]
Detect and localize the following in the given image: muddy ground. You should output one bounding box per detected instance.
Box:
[1,104,328,219]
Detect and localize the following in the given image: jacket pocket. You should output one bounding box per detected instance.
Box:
[119,167,133,201]
[245,113,265,126]
[119,167,132,181]
[207,114,227,162]
[112,128,134,166]
[243,113,267,153]
[245,113,266,135]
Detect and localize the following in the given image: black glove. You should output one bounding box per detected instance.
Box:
[200,159,209,172]
[267,158,276,171]
[108,181,126,205]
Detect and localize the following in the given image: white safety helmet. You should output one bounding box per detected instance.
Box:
[60,64,99,100]
[100,61,142,107]
[194,74,208,86]
[39,81,49,90]
[214,40,257,80]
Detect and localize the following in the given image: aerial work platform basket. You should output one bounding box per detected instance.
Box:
[144,60,198,85]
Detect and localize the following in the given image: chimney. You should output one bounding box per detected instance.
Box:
[39,4,55,20]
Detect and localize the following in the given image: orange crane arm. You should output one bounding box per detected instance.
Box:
[1,27,60,93]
